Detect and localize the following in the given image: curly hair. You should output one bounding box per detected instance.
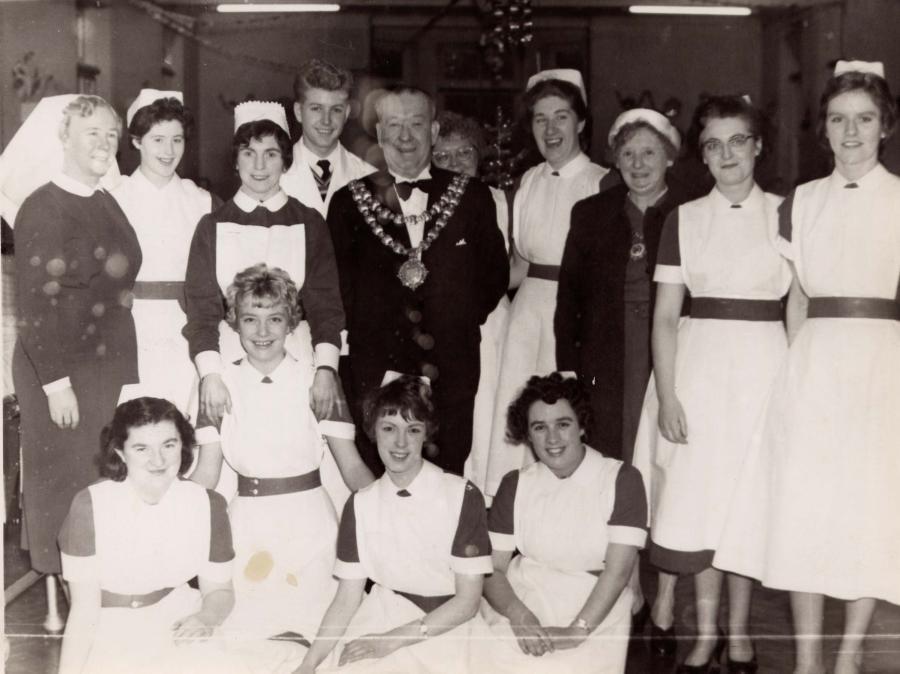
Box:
[362,375,438,443]
[505,372,592,446]
[232,119,293,171]
[129,97,193,142]
[817,70,897,153]
[436,111,486,158]
[59,95,122,139]
[98,397,195,481]
[224,263,302,331]
[294,59,353,102]
[609,120,679,164]
[686,94,771,161]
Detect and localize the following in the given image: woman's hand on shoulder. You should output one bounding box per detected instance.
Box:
[199,373,231,426]
[48,386,79,429]
[508,605,555,657]
[657,394,688,444]
[309,367,338,420]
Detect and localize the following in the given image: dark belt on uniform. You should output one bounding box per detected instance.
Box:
[527,263,561,282]
[808,296,899,320]
[690,297,783,322]
[237,469,322,497]
[395,589,453,613]
[101,586,173,609]
[132,281,187,312]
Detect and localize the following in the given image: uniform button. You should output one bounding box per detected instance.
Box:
[130,599,140,608]
[251,488,258,495]
[251,478,259,484]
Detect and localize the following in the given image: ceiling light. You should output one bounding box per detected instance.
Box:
[217,3,340,12]
[629,5,751,16]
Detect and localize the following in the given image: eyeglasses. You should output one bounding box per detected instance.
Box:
[700,134,756,155]
[432,146,477,165]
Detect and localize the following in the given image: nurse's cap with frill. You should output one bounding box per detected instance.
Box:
[607,108,681,152]
[126,89,183,127]
[0,94,122,227]
[233,101,290,134]
[525,68,587,105]
[833,60,885,78]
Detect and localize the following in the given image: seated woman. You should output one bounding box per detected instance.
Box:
[57,397,236,674]
[296,374,493,673]
[191,263,372,641]
[482,372,648,674]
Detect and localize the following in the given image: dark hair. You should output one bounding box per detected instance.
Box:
[225,263,302,331]
[129,97,193,143]
[609,120,679,163]
[374,86,435,123]
[98,397,195,481]
[436,111,486,159]
[294,59,353,102]
[232,120,293,170]
[505,373,592,446]
[362,375,438,443]
[687,95,770,160]
[817,70,897,153]
[523,79,589,124]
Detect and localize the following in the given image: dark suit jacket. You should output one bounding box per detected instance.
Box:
[555,181,688,451]
[327,167,509,407]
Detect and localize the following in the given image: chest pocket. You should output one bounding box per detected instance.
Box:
[215,223,307,293]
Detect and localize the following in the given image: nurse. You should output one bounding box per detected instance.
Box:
[714,61,900,674]
[485,69,608,500]
[631,95,791,672]
[114,89,219,411]
[296,373,492,673]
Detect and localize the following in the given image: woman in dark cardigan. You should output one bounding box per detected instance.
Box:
[554,108,686,640]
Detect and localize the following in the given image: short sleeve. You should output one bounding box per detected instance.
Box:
[334,494,367,579]
[202,489,234,583]
[607,465,648,548]
[450,482,493,575]
[59,489,98,583]
[653,209,683,284]
[776,191,796,260]
[487,471,518,552]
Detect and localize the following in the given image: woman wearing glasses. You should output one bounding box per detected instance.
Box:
[632,96,791,673]
[431,111,510,493]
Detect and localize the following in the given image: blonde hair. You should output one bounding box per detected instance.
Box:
[58,95,122,140]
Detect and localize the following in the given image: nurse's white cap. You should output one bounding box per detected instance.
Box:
[607,108,681,151]
[834,60,885,78]
[234,100,289,134]
[126,89,183,127]
[525,69,587,104]
[381,370,431,388]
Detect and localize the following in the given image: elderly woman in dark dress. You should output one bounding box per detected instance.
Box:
[12,94,141,576]
[555,108,686,639]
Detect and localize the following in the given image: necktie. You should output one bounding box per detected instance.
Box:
[315,159,332,200]
[730,204,742,209]
[395,179,432,201]
[396,489,412,497]
[844,182,859,189]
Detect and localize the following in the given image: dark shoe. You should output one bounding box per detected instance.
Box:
[676,630,725,672]
[631,601,651,635]
[648,618,677,658]
[725,652,758,674]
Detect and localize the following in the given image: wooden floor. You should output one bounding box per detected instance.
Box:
[5,532,900,674]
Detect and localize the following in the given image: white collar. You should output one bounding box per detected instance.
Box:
[544,152,590,178]
[131,167,179,192]
[709,182,763,211]
[233,187,289,213]
[378,458,440,498]
[389,166,432,183]
[297,138,341,169]
[52,172,102,197]
[829,162,888,190]
[238,351,296,382]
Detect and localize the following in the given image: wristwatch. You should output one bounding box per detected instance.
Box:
[572,617,590,632]
[418,619,430,639]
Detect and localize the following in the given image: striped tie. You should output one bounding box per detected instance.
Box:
[315,159,332,200]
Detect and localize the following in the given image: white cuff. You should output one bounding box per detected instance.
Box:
[42,377,72,395]
[201,559,233,585]
[334,559,367,580]
[195,351,222,378]
[450,554,493,576]
[314,343,340,370]
[319,420,356,440]
[60,552,98,584]
[488,531,516,552]
[775,234,794,260]
[653,264,683,285]
[195,426,221,445]
[607,525,648,548]
[339,329,350,356]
